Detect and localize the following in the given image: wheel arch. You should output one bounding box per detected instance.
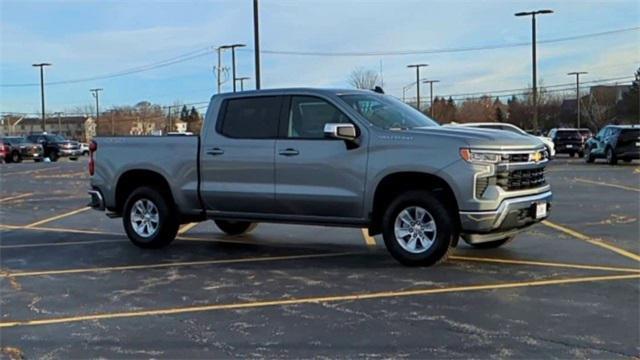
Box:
[368,171,460,241]
[115,169,174,214]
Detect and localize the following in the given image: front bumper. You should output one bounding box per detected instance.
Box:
[459,190,552,243]
[60,149,82,156]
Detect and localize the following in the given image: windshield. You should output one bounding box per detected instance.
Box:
[339,94,439,130]
[45,135,65,142]
[3,137,25,143]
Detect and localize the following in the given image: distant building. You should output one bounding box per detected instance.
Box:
[560,84,631,124]
[0,115,95,141]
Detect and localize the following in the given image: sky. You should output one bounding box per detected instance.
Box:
[0,0,638,115]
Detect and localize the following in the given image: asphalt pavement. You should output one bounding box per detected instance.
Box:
[0,156,638,358]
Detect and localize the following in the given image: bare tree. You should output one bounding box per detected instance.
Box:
[348,67,380,89]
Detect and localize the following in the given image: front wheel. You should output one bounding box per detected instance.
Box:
[606,147,617,165]
[123,187,178,249]
[382,190,454,267]
[569,152,575,158]
[584,148,594,163]
[465,236,514,249]
[49,151,59,162]
[11,151,21,163]
[214,220,257,235]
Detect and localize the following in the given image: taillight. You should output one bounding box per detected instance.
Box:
[88,140,97,176]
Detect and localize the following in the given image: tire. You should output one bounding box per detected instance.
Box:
[569,152,575,158]
[466,236,514,249]
[214,220,257,235]
[11,151,21,163]
[577,151,584,158]
[49,151,59,162]
[606,147,617,165]
[69,156,78,161]
[123,186,178,249]
[382,190,454,267]
[82,151,89,156]
[34,159,42,162]
[584,148,594,163]
[623,159,632,163]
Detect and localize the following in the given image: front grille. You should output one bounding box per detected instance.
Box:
[497,168,546,191]
[476,177,489,197]
[504,153,529,163]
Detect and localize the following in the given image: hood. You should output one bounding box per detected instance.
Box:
[409,126,544,150]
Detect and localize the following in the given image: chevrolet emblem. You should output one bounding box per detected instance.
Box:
[530,151,543,162]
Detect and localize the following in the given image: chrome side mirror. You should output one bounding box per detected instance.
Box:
[324,123,357,141]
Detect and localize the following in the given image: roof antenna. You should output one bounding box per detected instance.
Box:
[372,86,384,94]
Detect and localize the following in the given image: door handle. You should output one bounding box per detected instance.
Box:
[278,148,299,156]
[207,147,224,155]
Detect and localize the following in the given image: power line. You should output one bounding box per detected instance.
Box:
[239,26,640,57]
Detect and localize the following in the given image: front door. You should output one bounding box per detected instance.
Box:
[274,95,368,218]
[200,96,282,213]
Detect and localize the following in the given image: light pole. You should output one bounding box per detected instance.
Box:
[90,88,103,132]
[515,9,553,131]
[567,71,587,128]
[54,111,62,135]
[407,64,428,111]
[422,80,440,118]
[236,76,250,91]
[253,0,261,90]
[215,46,227,94]
[32,63,51,132]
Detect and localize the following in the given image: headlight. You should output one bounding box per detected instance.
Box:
[459,148,501,164]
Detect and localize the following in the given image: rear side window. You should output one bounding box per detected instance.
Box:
[220,96,281,138]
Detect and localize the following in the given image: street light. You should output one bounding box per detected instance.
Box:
[236,76,250,91]
[422,79,440,118]
[32,62,51,132]
[515,9,553,131]
[253,0,261,90]
[407,64,428,110]
[567,71,587,128]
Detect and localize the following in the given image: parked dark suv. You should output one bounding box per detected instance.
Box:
[26,134,80,162]
[584,125,640,164]
[0,136,43,163]
[547,128,584,157]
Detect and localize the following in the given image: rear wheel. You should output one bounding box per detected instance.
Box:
[577,151,584,158]
[466,236,514,249]
[606,147,617,165]
[382,190,454,267]
[214,220,257,235]
[569,152,575,158]
[11,151,21,163]
[123,186,178,249]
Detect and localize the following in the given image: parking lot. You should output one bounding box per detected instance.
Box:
[1,157,639,358]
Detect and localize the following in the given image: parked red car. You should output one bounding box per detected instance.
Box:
[0,141,10,163]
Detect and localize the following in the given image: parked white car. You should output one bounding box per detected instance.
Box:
[80,143,90,156]
[450,122,555,158]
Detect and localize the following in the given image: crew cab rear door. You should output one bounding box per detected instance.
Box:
[200,95,282,213]
[273,95,368,218]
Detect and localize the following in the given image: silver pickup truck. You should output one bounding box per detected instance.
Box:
[88,88,551,266]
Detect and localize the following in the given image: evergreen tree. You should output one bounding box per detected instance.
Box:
[616,67,639,121]
[180,105,189,122]
[189,107,200,122]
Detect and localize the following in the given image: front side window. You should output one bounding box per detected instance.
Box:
[340,93,439,130]
[220,96,281,139]
[286,96,350,139]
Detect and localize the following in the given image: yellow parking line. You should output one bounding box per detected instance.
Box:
[542,220,640,262]
[178,222,199,235]
[573,178,640,192]
[24,207,91,228]
[450,255,640,273]
[0,193,33,203]
[0,239,126,249]
[360,229,377,247]
[0,224,121,236]
[1,273,637,328]
[1,166,60,176]
[0,252,355,278]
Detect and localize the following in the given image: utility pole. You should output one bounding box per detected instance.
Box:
[253,0,261,90]
[236,77,250,91]
[220,44,246,93]
[111,112,115,136]
[167,106,173,133]
[32,63,51,132]
[90,88,103,132]
[422,80,440,118]
[515,9,553,131]
[567,72,587,128]
[216,47,225,94]
[407,64,428,111]
[54,111,62,135]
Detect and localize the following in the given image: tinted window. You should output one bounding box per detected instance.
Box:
[220,96,281,138]
[340,94,439,130]
[286,96,350,139]
[556,130,581,140]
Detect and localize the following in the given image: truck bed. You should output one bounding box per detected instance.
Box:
[92,136,202,215]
